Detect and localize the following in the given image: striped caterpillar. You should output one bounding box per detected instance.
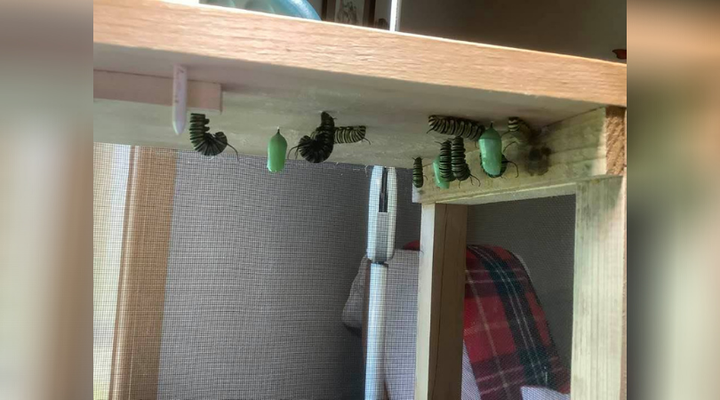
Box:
[437,140,456,182]
[412,157,424,188]
[333,126,370,144]
[189,113,239,160]
[450,136,479,184]
[428,115,485,141]
[289,112,335,163]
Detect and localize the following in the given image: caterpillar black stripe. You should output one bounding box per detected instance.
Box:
[289,111,335,163]
[507,116,532,135]
[412,157,424,188]
[451,136,479,184]
[438,140,456,182]
[428,115,485,141]
[334,126,370,144]
[189,113,239,160]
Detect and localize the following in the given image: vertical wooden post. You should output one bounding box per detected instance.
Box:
[415,204,468,400]
[110,147,177,400]
[571,176,626,400]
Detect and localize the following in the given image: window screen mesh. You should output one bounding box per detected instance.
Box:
[93,144,130,400]
[92,144,420,400]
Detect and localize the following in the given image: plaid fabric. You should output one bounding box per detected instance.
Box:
[464,245,570,399]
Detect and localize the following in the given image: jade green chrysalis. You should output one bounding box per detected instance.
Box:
[432,155,450,189]
[267,129,288,173]
[478,123,503,178]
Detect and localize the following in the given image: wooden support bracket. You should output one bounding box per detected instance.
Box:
[110,147,177,400]
[416,204,468,400]
[571,176,627,400]
[94,70,222,113]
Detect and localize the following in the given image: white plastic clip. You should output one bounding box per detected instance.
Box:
[172,65,188,135]
[390,0,402,31]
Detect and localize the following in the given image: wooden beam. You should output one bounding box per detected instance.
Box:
[621,110,627,400]
[414,107,627,205]
[571,176,626,400]
[93,0,625,167]
[416,204,468,400]
[94,0,626,107]
[110,147,177,400]
[604,107,626,175]
[92,0,625,168]
[621,176,627,400]
[94,70,222,113]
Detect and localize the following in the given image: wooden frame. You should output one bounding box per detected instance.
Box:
[110,147,177,400]
[93,0,626,168]
[415,107,627,400]
[571,176,626,400]
[415,204,468,399]
[91,3,628,399]
[94,71,222,114]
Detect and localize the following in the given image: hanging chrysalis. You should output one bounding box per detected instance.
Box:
[478,123,503,177]
[432,155,450,189]
[267,129,288,173]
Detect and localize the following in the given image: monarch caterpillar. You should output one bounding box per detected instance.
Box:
[437,140,456,182]
[333,126,370,144]
[289,111,335,163]
[267,129,288,173]
[189,113,239,160]
[450,136,479,184]
[427,115,485,141]
[412,157,424,188]
[507,116,532,135]
[432,155,450,189]
[505,116,532,145]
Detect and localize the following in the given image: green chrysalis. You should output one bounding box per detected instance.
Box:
[267,129,288,173]
[478,123,503,178]
[432,155,450,189]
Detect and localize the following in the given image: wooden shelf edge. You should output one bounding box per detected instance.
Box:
[94,0,626,107]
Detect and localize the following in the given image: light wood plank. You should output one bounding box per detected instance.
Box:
[416,204,468,400]
[93,0,625,167]
[604,107,626,176]
[571,176,626,400]
[94,0,625,107]
[620,109,627,400]
[415,107,627,204]
[94,70,222,113]
[110,147,177,400]
[620,175,627,400]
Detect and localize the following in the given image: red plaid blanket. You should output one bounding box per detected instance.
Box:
[464,245,570,399]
